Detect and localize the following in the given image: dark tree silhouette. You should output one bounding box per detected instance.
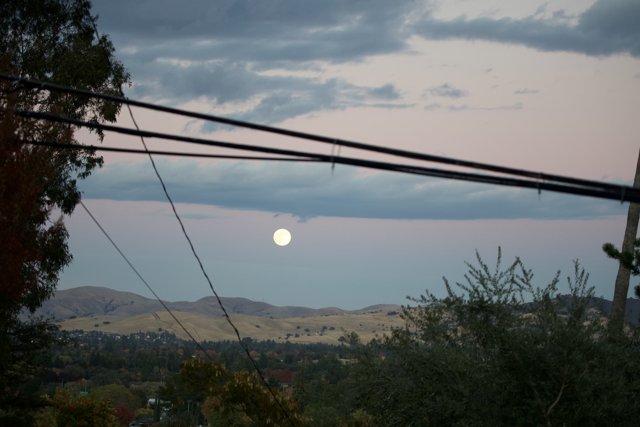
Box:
[603,239,640,299]
[0,1,128,424]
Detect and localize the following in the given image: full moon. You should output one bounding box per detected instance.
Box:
[273,228,292,246]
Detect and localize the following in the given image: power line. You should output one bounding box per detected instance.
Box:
[2,38,291,414]
[17,110,640,203]
[5,72,633,423]
[25,140,319,162]
[0,73,627,194]
[93,21,295,422]
[120,95,296,424]
[79,200,214,361]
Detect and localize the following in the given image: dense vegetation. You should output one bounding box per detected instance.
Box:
[1,0,128,424]
[36,331,358,425]
[352,253,640,426]
[26,252,640,426]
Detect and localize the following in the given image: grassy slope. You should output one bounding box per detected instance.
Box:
[59,311,406,344]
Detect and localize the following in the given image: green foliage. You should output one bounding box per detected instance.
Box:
[603,239,640,297]
[164,359,306,427]
[0,1,129,423]
[90,383,138,412]
[294,354,358,426]
[353,250,640,426]
[0,0,129,310]
[34,388,119,427]
[0,319,62,426]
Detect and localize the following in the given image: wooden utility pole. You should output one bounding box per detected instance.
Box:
[609,149,640,332]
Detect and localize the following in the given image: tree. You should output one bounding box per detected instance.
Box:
[34,388,120,427]
[162,359,306,426]
[0,1,128,424]
[603,239,640,299]
[294,353,360,426]
[90,383,139,424]
[353,250,640,426]
[604,149,640,333]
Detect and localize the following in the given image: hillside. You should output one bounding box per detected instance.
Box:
[39,286,400,320]
[58,310,406,344]
[39,286,404,344]
[37,286,640,344]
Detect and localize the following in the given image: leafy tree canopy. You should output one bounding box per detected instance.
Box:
[352,250,640,427]
[34,388,120,427]
[603,239,640,298]
[162,359,306,427]
[0,1,129,424]
[0,0,128,310]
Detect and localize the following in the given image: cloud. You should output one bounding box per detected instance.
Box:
[428,83,467,98]
[190,78,407,130]
[514,88,540,95]
[425,102,523,112]
[99,0,640,62]
[125,59,406,126]
[91,0,640,126]
[94,0,415,63]
[81,159,626,221]
[448,102,523,112]
[368,83,401,100]
[414,0,640,58]
[91,0,410,125]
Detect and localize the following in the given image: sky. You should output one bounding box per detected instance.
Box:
[59,0,640,309]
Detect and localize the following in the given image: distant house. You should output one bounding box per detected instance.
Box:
[264,368,294,387]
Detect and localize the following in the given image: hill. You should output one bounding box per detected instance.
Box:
[36,286,640,344]
[38,286,400,320]
[38,286,404,344]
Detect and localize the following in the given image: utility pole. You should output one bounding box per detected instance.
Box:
[609,148,640,333]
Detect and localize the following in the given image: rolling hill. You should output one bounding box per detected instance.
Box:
[36,286,639,344]
[38,286,401,320]
[37,286,404,344]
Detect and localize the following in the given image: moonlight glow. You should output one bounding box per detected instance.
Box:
[273,228,292,246]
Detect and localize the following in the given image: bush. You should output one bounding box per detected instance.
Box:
[35,388,119,427]
[354,250,640,427]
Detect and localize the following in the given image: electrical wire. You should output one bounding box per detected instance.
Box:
[121,97,295,423]
[0,73,627,194]
[25,140,319,162]
[79,200,214,361]
[2,26,293,414]
[16,110,640,203]
[91,20,295,421]
[6,71,634,424]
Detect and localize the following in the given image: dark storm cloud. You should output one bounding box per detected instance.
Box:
[81,160,625,221]
[415,0,640,58]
